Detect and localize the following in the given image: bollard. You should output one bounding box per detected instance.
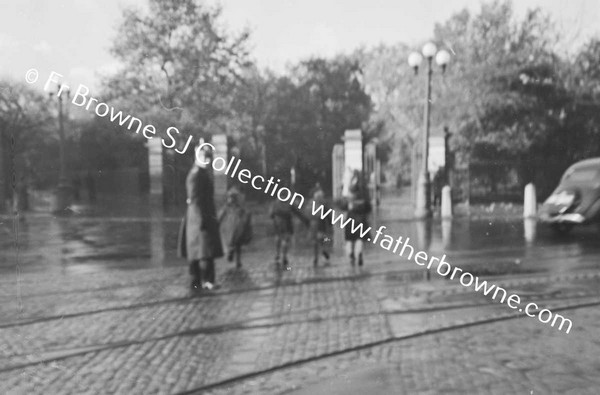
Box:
[524,217,536,244]
[523,183,537,218]
[441,185,453,219]
[442,218,452,248]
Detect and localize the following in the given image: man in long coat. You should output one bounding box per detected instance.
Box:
[177,145,223,290]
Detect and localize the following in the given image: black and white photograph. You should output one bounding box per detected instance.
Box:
[1,0,600,393]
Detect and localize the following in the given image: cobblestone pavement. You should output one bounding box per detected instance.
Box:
[207,305,600,395]
[1,214,600,394]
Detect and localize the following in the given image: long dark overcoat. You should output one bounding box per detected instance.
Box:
[177,166,224,261]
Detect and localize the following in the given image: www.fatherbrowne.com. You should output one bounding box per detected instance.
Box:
[311,202,573,334]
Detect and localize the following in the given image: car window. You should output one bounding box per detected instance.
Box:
[563,167,599,182]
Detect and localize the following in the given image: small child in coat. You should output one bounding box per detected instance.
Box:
[219,187,252,268]
[339,171,372,266]
[308,187,333,267]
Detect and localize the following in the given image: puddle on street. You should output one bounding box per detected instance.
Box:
[3,202,600,280]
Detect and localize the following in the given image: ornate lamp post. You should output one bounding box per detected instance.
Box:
[408,43,450,218]
[49,85,73,213]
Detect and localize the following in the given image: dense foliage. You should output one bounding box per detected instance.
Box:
[3,0,600,208]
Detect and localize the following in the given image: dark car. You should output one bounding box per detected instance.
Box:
[539,157,600,235]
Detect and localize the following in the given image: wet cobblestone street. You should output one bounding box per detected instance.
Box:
[1,208,600,394]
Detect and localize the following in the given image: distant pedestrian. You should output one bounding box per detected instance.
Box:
[177,144,224,291]
[308,186,333,267]
[269,197,307,269]
[309,182,323,199]
[218,187,252,269]
[339,170,371,266]
[432,168,444,208]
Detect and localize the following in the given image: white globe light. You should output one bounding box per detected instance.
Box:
[422,42,437,58]
[435,50,451,66]
[408,52,423,68]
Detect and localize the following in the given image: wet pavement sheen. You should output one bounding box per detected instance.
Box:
[1,200,599,394]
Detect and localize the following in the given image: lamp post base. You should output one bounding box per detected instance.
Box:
[52,181,74,214]
[414,172,432,219]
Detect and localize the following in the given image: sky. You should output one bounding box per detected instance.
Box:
[1,0,599,90]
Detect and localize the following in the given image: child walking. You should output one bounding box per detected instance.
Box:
[308,186,333,267]
[269,198,306,269]
[339,170,371,266]
[218,187,252,268]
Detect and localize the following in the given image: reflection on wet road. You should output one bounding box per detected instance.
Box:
[2,213,600,276]
[2,210,600,322]
[2,210,600,334]
[1,208,600,394]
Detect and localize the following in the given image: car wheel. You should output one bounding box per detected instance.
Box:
[550,223,574,236]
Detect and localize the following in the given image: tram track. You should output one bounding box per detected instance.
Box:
[1,291,598,375]
[1,240,598,302]
[174,297,600,394]
[2,259,600,330]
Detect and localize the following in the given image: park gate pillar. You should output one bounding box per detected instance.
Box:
[212,134,228,202]
[332,144,345,200]
[147,137,163,207]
